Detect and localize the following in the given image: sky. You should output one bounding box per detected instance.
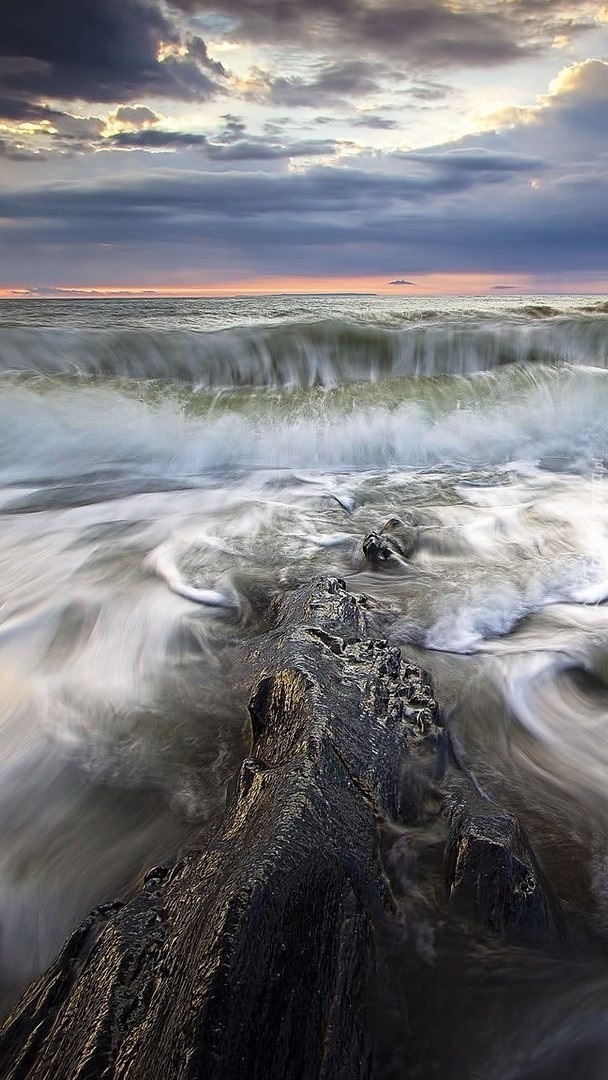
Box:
[0,0,607,296]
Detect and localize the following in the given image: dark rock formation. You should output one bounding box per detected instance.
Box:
[444,778,564,944]
[362,517,417,567]
[0,577,564,1080]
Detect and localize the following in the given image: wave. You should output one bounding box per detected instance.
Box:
[1,312,608,386]
[1,364,607,493]
[580,300,608,315]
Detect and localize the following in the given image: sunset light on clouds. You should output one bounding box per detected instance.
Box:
[1,1,607,294]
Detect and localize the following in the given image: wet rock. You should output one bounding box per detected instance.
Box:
[0,577,565,1080]
[0,578,441,1080]
[380,516,417,557]
[362,530,395,565]
[362,516,417,567]
[444,777,565,944]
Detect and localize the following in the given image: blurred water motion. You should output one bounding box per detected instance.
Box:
[1,294,608,1074]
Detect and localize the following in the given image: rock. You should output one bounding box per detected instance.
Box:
[381,516,417,556]
[0,577,564,1079]
[444,777,565,944]
[362,517,417,567]
[0,579,440,1080]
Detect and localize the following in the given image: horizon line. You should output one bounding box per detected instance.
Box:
[2,288,608,301]
[2,269,608,302]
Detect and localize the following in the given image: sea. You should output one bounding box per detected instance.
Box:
[2,293,608,1074]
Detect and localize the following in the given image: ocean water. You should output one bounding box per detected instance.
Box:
[2,293,608,1074]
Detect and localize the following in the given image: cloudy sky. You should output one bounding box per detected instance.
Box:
[1,0,607,295]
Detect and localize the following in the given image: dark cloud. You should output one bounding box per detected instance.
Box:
[103,128,338,158]
[406,149,548,174]
[0,96,59,122]
[176,0,596,67]
[389,279,416,285]
[108,130,209,150]
[1,154,606,282]
[53,114,106,146]
[112,105,162,128]
[2,158,606,282]
[351,115,398,129]
[0,88,341,160]
[0,162,482,241]
[0,138,46,161]
[409,81,451,102]
[0,0,226,108]
[251,59,389,108]
[0,134,578,255]
[0,103,106,153]
[206,137,339,160]
[217,114,247,141]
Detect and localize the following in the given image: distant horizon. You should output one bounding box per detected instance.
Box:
[2,275,608,301]
[1,288,607,302]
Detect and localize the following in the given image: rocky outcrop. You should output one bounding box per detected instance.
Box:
[0,577,564,1080]
[444,778,563,944]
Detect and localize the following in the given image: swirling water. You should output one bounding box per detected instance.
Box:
[2,293,608,1074]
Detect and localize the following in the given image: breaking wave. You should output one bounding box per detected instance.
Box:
[0,363,607,494]
[1,310,608,386]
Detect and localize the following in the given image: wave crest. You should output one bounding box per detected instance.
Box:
[1,312,608,387]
